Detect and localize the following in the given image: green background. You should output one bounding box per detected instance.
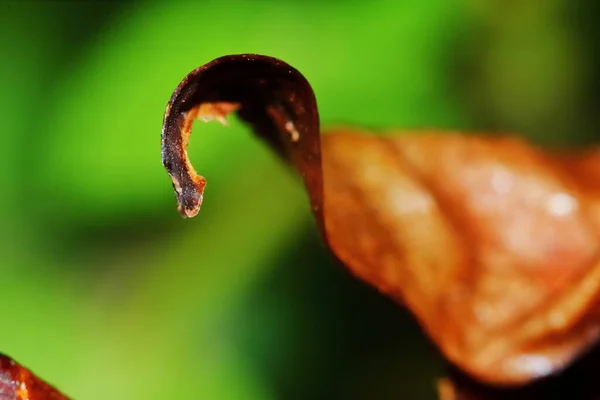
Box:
[1,0,597,399]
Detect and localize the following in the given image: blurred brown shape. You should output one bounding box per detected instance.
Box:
[161,54,600,395]
[321,130,600,386]
[0,354,69,400]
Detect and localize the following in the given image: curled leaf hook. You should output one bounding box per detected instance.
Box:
[161,54,324,229]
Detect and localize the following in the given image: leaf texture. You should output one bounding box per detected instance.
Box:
[322,130,600,385]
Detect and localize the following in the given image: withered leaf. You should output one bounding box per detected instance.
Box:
[322,130,600,385]
[161,54,600,396]
[161,54,322,224]
[0,354,69,400]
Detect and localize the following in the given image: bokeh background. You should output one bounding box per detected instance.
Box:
[1,0,599,399]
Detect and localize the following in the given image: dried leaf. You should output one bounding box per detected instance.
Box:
[321,130,600,385]
[0,354,69,400]
[161,54,322,223]
[161,54,600,394]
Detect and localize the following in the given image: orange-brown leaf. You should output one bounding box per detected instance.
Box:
[0,354,69,400]
[322,129,600,385]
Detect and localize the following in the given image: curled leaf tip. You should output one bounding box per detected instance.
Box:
[163,100,238,218]
[161,54,322,222]
[161,99,239,218]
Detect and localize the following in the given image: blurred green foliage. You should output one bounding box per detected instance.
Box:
[0,0,597,399]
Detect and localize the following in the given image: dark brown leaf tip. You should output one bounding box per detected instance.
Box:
[161,54,323,223]
[0,354,69,400]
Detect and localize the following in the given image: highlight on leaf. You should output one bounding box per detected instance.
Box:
[0,354,69,400]
[161,54,600,396]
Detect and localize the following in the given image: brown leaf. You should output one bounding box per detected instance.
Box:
[322,129,600,385]
[161,54,600,393]
[161,54,322,223]
[0,354,69,400]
